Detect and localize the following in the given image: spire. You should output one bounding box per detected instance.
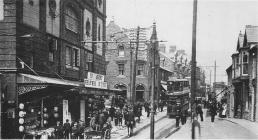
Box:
[150,22,157,42]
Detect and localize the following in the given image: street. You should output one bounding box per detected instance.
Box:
[111,109,258,139]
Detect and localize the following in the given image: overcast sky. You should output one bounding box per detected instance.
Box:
[107,0,258,84]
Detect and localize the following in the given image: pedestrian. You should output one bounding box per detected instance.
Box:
[126,107,135,137]
[54,121,63,139]
[159,100,164,112]
[109,106,115,121]
[63,119,71,139]
[117,109,123,127]
[192,113,201,139]
[175,103,181,127]
[180,110,187,125]
[196,103,203,121]
[90,114,97,130]
[221,103,227,118]
[209,102,217,122]
[71,122,79,139]
[146,104,150,117]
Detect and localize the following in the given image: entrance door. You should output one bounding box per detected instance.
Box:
[136,85,145,102]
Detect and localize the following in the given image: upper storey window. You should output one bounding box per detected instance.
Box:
[65,7,78,33]
[118,46,125,57]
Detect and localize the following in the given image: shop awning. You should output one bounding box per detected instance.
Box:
[17,73,81,96]
[18,73,81,86]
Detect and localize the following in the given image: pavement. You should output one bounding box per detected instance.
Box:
[222,117,258,137]
[169,108,258,139]
[110,108,167,139]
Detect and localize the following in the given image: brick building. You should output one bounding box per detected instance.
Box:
[106,21,173,103]
[0,0,114,138]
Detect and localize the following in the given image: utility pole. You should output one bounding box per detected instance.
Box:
[191,0,198,123]
[214,60,216,93]
[131,26,140,105]
[129,42,133,103]
[150,22,157,140]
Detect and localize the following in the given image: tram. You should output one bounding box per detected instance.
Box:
[166,78,190,118]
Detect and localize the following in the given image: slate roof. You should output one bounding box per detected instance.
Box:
[245,25,258,43]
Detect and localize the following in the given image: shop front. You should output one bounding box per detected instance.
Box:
[17,73,81,138]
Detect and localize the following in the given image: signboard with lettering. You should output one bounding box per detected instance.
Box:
[84,79,107,89]
[87,72,104,82]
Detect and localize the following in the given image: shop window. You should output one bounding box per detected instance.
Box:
[118,64,125,75]
[118,45,124,57]
[65,7,78,33]
[137,64,144,75]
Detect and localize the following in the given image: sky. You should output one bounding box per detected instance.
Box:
[107,0,258,84]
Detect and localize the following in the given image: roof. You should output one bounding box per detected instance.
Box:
[237,32,244,50]
[226,65,232,73]
[245,25,258,43]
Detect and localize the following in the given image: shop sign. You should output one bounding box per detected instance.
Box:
[84,79,107,89]
[17,85,48,95]
[87,72,105,82]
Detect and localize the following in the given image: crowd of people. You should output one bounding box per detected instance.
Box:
[51,95,162,139]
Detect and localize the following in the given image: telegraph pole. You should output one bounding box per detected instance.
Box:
[129,42,133,103]
[214,60,216,92]
[191,0,198,122]
[131,26,140,105]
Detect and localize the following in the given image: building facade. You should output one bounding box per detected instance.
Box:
[0,0,112,138]
[106,21,173,103]
[230,25,258,122]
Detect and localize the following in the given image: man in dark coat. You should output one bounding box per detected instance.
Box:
[63,119,71,139]
[175,103,181,127]
[126,107,135,137]
[196,104,203,121]
[209,102,217,122]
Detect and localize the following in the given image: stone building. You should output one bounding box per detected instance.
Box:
[0,0,114,138]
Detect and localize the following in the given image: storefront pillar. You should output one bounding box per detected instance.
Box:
[80,100,85,122]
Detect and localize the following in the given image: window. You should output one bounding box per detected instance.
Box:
[137,64,144,75]
[65,46,80,69]
[65,46,72,66]
[88,53,93,62]
[118,46,125,57]
[118,64,125,75]
[84,51,93,71]
[0,0,3,21]
[72,48,80,67]
[98,24,101,41]
[242,52,248,75]
[48,38,57,62]
[65,7,78,33]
